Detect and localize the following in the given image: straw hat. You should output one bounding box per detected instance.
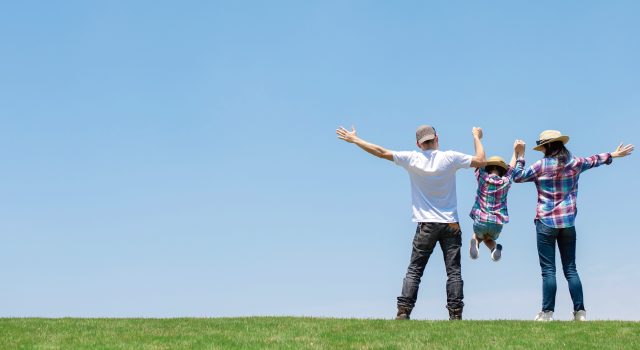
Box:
[486,156,509,171]
[533,130,570,152]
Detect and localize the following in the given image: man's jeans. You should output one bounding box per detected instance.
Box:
[536,220,585,313]
[397,222,464,311]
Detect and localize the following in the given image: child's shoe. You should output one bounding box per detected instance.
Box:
[491,244,502,261]
[469,238,480,259]
[534,311,554,321]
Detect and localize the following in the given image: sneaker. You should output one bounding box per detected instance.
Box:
[448,307,463,321]
[491,244,502,262]
[571,310,586,321]
[534,311,554,321]
[395,306,412,320]
[469,238,480,260]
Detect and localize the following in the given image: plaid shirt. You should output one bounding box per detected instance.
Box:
[469,166,514,225]
[513,153,613,228]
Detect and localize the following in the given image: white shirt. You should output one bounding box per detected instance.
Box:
[393,150,472,223]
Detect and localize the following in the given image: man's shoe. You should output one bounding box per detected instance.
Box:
[534,311,554,321]
[469,238,480,260]
[448,307,463,320]
[571,310,586,321]
[396,306,412,320]
[491,244,502,262]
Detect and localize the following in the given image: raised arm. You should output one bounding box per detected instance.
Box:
[513,161,539,183]
[336,126,394,161]
[511,141,540,183]
[577,143,634,173]
[469,127,487,168]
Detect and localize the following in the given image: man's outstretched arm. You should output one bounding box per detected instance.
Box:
[336,126,394,161]
[469,127,487,168]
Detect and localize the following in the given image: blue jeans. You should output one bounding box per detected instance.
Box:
[472,219,502,240]
[536,220,585,313]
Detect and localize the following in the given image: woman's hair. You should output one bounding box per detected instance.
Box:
[543,141,572,177]
[485,165,507,177]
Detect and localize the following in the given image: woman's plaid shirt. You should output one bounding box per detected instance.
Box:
[513,153,612,228]
[469,166,514,225]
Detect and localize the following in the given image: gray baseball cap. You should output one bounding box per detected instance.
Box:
[416,125,436,143]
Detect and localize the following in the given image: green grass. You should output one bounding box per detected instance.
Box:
[1,317,639,349]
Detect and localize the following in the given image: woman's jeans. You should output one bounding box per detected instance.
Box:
[536,220,585,313]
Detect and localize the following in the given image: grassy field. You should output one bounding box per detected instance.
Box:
[1,317,639,349]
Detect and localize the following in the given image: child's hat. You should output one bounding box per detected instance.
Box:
[486,156,509,171]
[533,130,570,152]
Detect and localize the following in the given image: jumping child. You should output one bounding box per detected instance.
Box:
[469,141,525,261]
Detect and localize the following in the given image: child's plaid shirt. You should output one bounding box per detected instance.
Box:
[469,166,514,225]
[513,153,612,228]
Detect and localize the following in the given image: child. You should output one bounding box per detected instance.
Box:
[468,141,523,261]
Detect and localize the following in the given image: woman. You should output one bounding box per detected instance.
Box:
[513,130,633,321]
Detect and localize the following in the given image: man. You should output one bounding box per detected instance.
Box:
[335,125,487,320]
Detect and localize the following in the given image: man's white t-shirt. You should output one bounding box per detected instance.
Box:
[393,150,473,223]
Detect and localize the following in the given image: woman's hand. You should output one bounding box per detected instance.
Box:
[612,143,634,158]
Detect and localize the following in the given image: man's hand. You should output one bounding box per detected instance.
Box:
[514,140,526,156]
[335,125,394,161]
[472,127,483,139]
[470,127,487,168]
[612,143,634,158]
[336,126,359,143]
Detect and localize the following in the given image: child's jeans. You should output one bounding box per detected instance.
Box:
[472,219,503,240]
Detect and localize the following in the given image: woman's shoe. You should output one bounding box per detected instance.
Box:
[534,311,554,321]
[571,310,586,321]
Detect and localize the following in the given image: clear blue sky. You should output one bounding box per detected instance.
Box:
[1,1,638,320]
